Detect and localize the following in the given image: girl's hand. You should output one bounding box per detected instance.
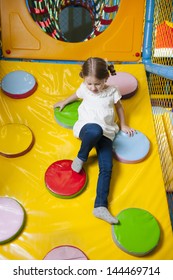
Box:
[120,125,135,137]
[53,101,66,111]
[53,93,78,111]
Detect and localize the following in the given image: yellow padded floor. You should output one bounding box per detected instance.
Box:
[0,61,173,260]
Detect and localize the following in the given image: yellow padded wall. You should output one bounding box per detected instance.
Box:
[0,0,145,61]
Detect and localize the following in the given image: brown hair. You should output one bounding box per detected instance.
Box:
[79,57,116,79]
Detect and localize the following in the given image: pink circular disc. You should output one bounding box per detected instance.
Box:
[106,72,138,99]
[43,245,88,260]
[0,197,25,244]
[45,160,87,198]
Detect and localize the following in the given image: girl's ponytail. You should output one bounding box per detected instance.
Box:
[108,64,116,76]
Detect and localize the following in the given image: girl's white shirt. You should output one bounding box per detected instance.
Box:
[73,82,122,141]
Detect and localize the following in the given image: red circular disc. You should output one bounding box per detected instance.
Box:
[43,245,88,260]
[45,160,87,198]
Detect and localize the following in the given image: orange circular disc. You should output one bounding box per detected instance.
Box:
[0,123,34,157]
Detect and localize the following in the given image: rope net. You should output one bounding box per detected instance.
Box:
[146,0,173,225]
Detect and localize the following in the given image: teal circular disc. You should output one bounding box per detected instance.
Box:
[112,208,160,256]
[54,101,81,129]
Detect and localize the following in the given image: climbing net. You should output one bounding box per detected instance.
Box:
[26,0,120,41]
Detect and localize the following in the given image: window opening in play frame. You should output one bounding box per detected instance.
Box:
[26,0,121,43]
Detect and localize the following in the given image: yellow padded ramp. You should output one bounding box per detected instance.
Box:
[0,61,173,260]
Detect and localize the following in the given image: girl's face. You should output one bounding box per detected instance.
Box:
[84,76,106,94]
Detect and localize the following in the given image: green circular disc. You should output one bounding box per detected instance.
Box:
[112,208,160,256]
[54,101,81,128]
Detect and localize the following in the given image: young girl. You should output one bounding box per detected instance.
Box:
[54,57,134,224]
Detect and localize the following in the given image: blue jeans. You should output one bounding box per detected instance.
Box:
[78,123,113,208]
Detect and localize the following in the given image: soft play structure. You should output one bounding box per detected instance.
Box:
[0,0,173,260]
[0,0,144,61]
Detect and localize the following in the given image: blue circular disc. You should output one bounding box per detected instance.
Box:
[1,70,37,98]
[113,130,150,163]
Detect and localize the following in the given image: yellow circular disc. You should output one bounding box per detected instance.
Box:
[0,123,34,157]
